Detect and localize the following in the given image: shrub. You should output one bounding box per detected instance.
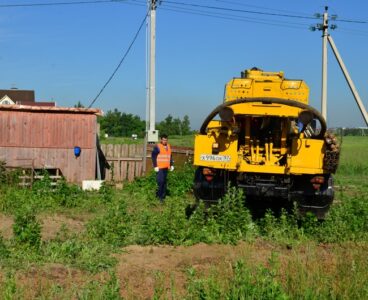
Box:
[208,187,256,244]
[184,259,288,299]
[44,237,117,273]
[87,201,131,247]
[12,208,41,248]
[316,192,368,242]
[0,234,10,259]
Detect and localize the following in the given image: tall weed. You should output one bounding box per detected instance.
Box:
[43,237,117,273]
[0,233,10,258]
[316,192,368,242]
[184,259,288,299]
[12,208,41,249]
[87,200,131,247]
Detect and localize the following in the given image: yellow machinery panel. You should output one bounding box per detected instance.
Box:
[194,134,238,170]
[225,69,309,104]
[289,138,325,174]
[231,103,303,118]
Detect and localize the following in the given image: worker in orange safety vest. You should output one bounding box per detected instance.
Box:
[151,134,174,202]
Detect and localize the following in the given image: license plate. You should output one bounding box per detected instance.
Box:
[200,154,231,162]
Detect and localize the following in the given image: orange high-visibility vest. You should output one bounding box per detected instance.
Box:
[157,144,172,169]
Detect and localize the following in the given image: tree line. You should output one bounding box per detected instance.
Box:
[330,127,368,136]
[98,108,192,137]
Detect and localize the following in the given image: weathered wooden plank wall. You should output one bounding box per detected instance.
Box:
[0,109,98,183]
[100,144,193,182]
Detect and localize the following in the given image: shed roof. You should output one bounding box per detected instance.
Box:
[0,104,102,115]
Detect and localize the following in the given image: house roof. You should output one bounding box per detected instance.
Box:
[19,101,56,107]
[0,104,102,115]
[0,89,35,103]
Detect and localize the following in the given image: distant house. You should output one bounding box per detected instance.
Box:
[0,95,15,105]
[0,105,107,183]
[0,89,55,107]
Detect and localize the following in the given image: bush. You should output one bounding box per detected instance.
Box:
[185,259,288,299]
[208,187,256,244]
[43,237,117,273]
[87,200,131,247]
[316,192,368,242]
[12,208,41,249]
[0,234,10,258]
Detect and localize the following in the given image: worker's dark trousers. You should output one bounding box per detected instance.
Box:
[156,168,168,201]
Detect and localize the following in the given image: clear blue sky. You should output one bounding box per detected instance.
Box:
[1,0,368,129]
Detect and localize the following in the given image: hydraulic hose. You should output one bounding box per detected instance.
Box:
[199,97,327,139]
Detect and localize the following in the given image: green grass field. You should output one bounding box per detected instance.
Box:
[0,136,367,299]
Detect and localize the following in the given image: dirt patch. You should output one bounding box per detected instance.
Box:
[117,241,277,299]
[15,263,100,299]
[0,213,86,240]
[116,241,347,299]
[1,241,360,299]
[40,214,86,240]
[0,213,13,239]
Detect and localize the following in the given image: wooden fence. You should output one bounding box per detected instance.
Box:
[100,144,193,182]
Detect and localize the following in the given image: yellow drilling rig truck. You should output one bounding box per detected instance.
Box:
[193,68,340,218]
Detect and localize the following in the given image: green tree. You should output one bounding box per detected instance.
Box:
[181,115,191,135]
[121,113,145,137]
[99,109,145,137]
[99,109,123,137]
[157,114,191,136]
[172,117,182,135]
[74,101,85,108]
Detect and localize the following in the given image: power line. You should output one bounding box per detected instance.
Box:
[335,18,367,24]
[87,7,149,108]
[212,0,313,17]
[162,2,309,26]
[162,0,318,20]
[162,0,368,24]
[338,27,368,37]
[0,0,126,8]
[160,4,308,29]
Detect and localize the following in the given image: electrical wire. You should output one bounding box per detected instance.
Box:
[0,0,126,8]
[337,28,368,37]
[160,2,309,29]
[335,18,367,24]
[87,7,149,108]
[162,0,368,25]
[161,0,318,20]
[212,0,313,17]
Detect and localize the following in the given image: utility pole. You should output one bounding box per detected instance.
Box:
[147,0,159,143]
[143,0,159,174]
[321,6,328,121]
[311,6,368,126]
[312,6,330,121]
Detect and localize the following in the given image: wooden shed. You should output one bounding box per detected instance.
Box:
[0,105,105,183]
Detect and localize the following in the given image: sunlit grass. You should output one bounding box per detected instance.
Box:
[0,136,368,298]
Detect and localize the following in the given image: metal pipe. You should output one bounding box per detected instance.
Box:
[200,97,327,139]
[269,140,273,160]
[250,140,254,162]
